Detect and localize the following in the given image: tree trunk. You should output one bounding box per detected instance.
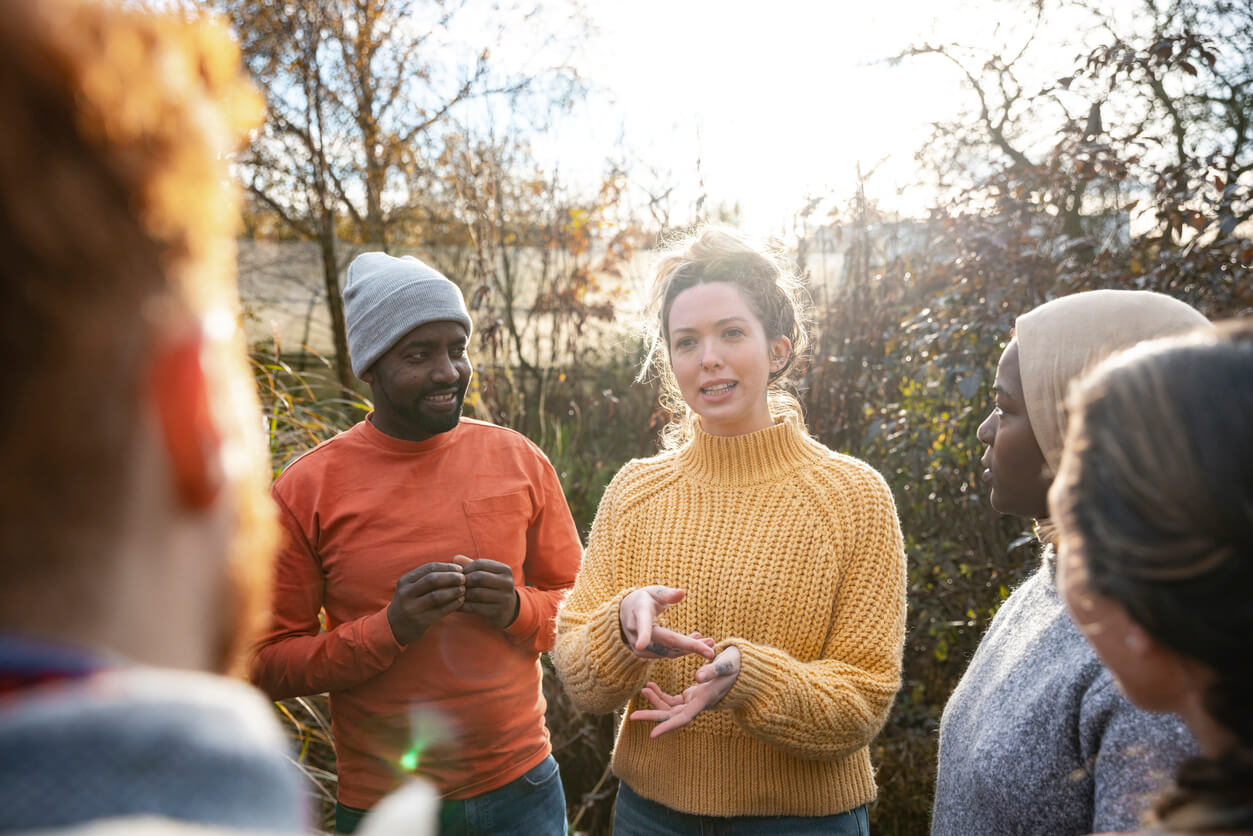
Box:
[318,213,353,390]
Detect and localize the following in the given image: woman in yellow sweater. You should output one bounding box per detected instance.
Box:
[553,226,907,834]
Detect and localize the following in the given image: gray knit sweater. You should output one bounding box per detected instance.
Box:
[0,665,308,832]
[931,559,1196,836]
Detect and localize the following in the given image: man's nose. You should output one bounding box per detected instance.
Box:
[431,353,458,383]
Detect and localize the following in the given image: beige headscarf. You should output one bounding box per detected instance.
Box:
[1017,290,1211,546]
[1016,288,1211,482]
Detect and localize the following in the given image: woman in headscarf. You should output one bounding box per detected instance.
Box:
[931,290,1208,836]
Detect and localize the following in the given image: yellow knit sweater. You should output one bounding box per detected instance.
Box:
[553,416,907,818]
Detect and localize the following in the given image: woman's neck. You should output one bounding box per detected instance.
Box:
[694,398,774,438]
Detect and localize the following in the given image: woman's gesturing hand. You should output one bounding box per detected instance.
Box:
[629,645,742,737]
[619,586,716,660]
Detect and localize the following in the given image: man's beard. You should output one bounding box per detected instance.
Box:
[404,386,465,437]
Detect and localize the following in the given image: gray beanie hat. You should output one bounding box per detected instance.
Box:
[343,252,473,378]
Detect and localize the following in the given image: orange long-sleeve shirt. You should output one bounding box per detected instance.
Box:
[251,417,582,809]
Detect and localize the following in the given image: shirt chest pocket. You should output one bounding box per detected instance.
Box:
[462,489,533,579]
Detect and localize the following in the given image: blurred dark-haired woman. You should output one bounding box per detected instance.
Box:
[1053,319,1253,835]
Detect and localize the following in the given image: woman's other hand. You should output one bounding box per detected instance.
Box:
[629,645,742,737]
[618,586,716,660]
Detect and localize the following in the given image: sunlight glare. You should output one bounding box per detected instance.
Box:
[536,0,1124,234]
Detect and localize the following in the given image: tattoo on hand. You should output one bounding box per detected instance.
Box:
[715,661,734,676]
[645,642,679,657]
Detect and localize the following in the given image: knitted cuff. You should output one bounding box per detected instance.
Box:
[713,637,776,712]
[587,588,654,687]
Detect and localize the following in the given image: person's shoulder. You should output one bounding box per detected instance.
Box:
[455,417,545,455]
[805,439,886,478]
[457,416,520,439]
[0,667,306,828]
[453,419,568,476]
[805,443,897,501]
[89,668,291,741]
[600,449,682,511]
[1083,662,1195,746]
[273,422,367,487]
[615,447,682,483]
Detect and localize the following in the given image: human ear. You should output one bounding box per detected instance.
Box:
[149,333,223,511]
[768,335,793,372]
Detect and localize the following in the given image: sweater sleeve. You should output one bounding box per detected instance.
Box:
[249,490,406,701]
[1083,671,1197,832]
[502,449,583,653]
[552,471,655,714]
[715,469,907,761]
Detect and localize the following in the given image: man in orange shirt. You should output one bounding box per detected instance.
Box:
[252,252,582,835]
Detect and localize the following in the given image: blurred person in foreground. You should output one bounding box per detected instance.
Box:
[250,251,582,835]
[0,0,307,831]
[1053,319,1253,835]
[932,290,1205,835]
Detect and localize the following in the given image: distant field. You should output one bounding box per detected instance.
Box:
[237,237,851,362]
[237,239,654,366]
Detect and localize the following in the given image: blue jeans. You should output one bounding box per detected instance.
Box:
[335,754,566,835]
[613,781,869,835]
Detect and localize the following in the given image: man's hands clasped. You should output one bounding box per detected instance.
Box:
[386,555,519,644]
[386,562,464,645]
[454,555,520,630]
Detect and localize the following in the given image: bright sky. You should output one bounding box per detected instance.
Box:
[528,0,1103,236]
[213,0,1132,239]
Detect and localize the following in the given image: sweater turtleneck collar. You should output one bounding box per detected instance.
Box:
[674,415,827,486]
